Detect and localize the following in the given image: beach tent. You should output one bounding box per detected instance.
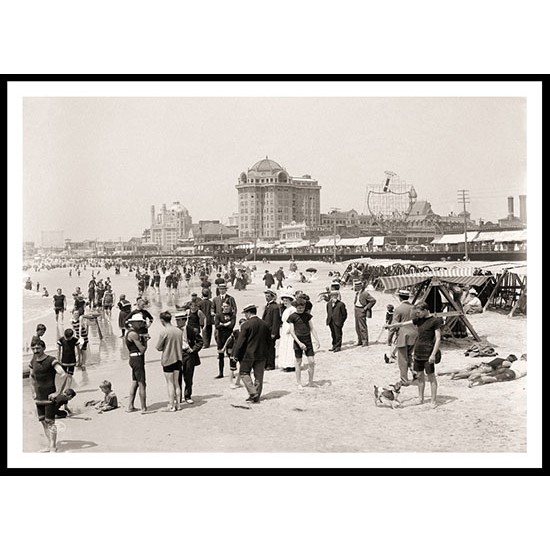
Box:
[378,272,493,341]
[341,258,430,286]
[483,264,527,316]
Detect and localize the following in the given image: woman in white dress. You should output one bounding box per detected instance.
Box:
[277,292,296,372]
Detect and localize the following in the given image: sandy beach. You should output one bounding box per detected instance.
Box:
[21,260,527,453]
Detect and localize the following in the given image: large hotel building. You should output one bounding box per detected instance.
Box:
[236,157,321,239]
[150,202,193,250]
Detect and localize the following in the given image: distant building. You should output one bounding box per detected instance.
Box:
[150,202,193,252]
[498,196,525,228]
[189,220,238,244]
[280,221,307,242]
[227,213,239,229]
[320,209,360,228]
[236,157,321,240]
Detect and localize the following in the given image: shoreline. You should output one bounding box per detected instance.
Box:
[21,261,527,453]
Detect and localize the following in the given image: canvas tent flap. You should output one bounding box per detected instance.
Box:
[379,273,491,291]
[372,236,384,246]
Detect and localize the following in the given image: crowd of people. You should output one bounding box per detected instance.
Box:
[24,256,526,452]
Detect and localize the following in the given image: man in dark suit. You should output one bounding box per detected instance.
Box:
[175,310,203,404]
[198,289,214,348]
[214,273,226,296]
[212,283,237,316]
[352,280,377,346]
[326,290,347,352]
[261,289,282,371]
[232,304,272,403]
[274,267,286,290]
[263,270,275,289]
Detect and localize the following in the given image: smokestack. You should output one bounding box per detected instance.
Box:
[507,196,514,219]
[151,205,155,225]
[519,195,527,224]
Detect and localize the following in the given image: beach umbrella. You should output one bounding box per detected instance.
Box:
[305,268,318,273]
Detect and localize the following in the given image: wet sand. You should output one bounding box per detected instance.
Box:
[21,261,527,453]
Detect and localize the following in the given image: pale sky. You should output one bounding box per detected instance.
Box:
[22,96,526,242]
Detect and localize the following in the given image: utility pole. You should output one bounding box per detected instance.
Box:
[331,207,341,263]
[253,214,257,262]
[457,190,470,261]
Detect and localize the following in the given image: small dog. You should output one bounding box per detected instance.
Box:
[373,381,403,409]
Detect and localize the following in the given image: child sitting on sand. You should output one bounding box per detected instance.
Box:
[96,380,118,412]
[85,380,118,412]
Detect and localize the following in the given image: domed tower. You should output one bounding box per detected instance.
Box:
[169,201,193,237]
[236,156,321,240]
[150,201,193,251]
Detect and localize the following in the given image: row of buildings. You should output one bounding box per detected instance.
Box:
[141,156,527,252]
[26,157,527,257]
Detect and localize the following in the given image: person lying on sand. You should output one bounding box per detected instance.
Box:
[468,355,526,387]
[451,354,518,380]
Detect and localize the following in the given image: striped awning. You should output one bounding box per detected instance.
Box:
[431,232,479,244]
[314,237,341,247]
[282,240,310,249]
[474,230,527,243]
[339,236,373,246]
[378,273,492,291]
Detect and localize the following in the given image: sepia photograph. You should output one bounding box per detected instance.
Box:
[7,79,542,469]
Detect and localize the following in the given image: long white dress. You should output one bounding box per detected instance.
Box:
[277,305,297,369]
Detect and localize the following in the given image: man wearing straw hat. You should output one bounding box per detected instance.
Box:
[390,289,418,385]
[326,290,347,352]
[175,309,203,405]
[262,289,282,371]
[232,304,272,403]
[352,279,376,346]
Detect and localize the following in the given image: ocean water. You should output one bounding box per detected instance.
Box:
[20,266,208,375]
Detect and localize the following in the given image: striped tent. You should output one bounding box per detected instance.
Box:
[378,272,492,292]
[379,273,487,341]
